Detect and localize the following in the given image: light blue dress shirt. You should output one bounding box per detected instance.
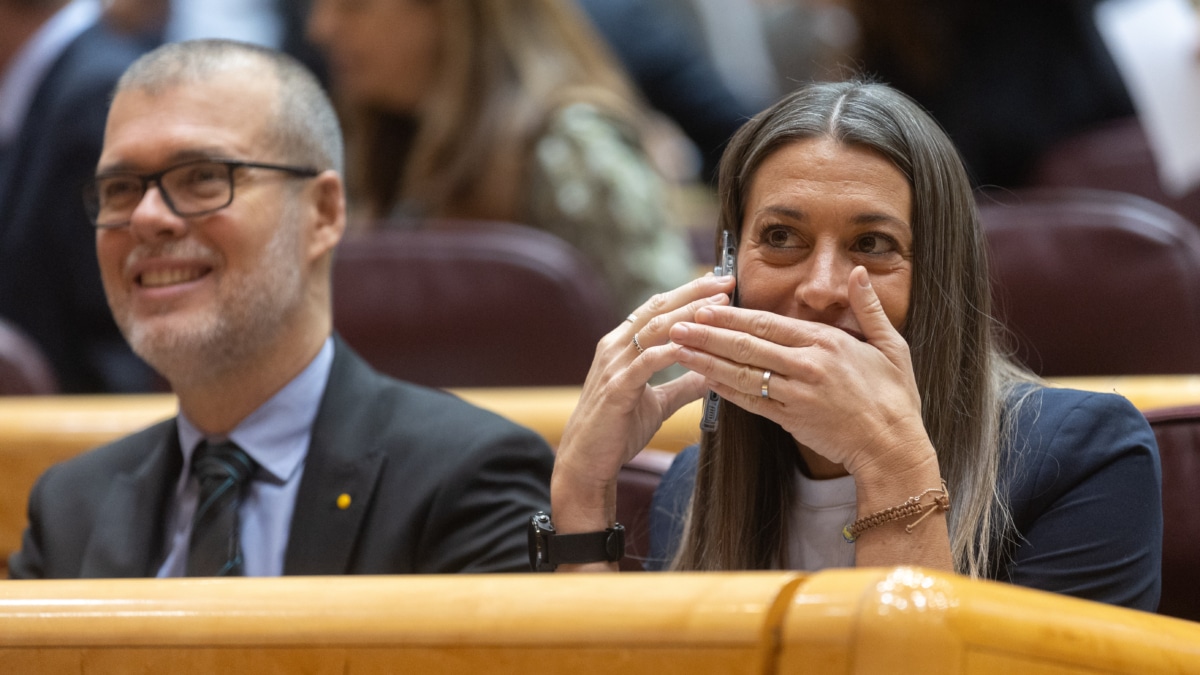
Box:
[156,337,335,577]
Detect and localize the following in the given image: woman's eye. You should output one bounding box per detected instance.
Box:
[854,234,896,254]
[763,227,797,248]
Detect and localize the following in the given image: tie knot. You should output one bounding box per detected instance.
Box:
[192,440,256,487]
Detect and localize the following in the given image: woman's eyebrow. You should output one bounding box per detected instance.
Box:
[850,212,911,229]
[756,205,910,230]
[758,205,806,220]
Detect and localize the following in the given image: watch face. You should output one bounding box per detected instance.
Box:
[528,512,555,572]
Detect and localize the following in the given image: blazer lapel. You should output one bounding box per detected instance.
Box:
[283,340,388,575]
[79,423,182,577]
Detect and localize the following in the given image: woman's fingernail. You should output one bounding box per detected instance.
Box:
[673,323,690,340]
[708,293,727,303]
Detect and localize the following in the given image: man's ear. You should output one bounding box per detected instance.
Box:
[305,170,346,262]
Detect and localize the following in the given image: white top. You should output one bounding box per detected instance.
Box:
[0,0,100,145]
[786,469,857,571]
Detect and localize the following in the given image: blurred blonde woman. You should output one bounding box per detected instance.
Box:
[307,0,696,313]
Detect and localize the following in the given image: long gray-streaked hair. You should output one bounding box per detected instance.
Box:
[673,80,1035,577]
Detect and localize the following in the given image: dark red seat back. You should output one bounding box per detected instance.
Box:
[979,188,1200,376]
[332,221,617,388]
[1144,405,1200,622]
[616,448,676,571]
[1031,117,1200,229]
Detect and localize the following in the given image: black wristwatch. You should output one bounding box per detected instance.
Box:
[528,511,625,572]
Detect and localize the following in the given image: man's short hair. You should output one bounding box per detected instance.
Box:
[115,39,345,176]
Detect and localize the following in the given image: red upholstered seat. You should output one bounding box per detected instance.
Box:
[616,448,676,572]
[978,188,1200,376]
[0,316,57,395]
[332,220,617,388]
[1031,117,1200,229]
[1143,405,1200,622]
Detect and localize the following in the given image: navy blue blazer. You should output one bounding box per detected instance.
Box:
[0,22,153,393]
[9,339,554,578]
[649,387,1162,612]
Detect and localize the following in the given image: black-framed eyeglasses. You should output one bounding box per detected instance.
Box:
[83,158,321,228]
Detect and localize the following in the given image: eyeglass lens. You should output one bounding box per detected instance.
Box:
[90,162,235,226]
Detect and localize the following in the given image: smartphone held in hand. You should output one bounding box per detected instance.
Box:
[700,230,737,432]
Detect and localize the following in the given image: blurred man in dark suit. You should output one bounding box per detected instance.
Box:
[0,0,155,392]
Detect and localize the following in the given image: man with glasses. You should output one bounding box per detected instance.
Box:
[9,39,553,578]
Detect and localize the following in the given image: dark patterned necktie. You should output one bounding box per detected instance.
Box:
[186,440,256,576]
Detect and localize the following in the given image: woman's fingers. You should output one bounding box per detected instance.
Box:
[623,275,735,335]
[670,310,808,379]
[676,344,787,408]
[595,274,735,365]
[847,266,910,366]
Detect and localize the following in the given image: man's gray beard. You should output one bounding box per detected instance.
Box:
[116,216,306,388]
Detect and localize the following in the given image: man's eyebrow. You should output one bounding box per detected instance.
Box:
[96,148,233,175]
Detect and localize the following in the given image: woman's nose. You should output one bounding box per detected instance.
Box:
[794,243,851,315]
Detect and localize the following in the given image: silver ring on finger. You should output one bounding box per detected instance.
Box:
[761,369,772,399]
[624,313,637,324]
[632,332,645,354]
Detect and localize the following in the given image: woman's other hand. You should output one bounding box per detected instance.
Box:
[550,274,735,542]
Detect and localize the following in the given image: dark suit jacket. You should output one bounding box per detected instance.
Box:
[8,340,553,577]
[649,387,1162,612]
[0,22,153,393]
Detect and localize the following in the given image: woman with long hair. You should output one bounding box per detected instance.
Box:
[546,80,1161,612]
[306,0,695,312]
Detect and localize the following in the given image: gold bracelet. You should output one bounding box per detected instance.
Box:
[841,480,950,543]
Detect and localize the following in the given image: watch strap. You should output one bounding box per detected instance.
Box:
[529,511,624,571]
[547,527,625,566]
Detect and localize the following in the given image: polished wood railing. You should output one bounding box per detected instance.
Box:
[0,568,1197,673]
[3,376,1200,577]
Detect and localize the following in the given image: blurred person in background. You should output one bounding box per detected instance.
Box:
[0,0,153,392]
[851,0,1134,187]
[102,0,328,79]
[577,0,768,184]
[306,0,696,314]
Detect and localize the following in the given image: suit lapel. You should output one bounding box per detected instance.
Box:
[283,340,388,575]
[79,423,182,577]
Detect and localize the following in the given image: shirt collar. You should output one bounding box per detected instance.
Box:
[177,337,336,484]
[0,0,101,145]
